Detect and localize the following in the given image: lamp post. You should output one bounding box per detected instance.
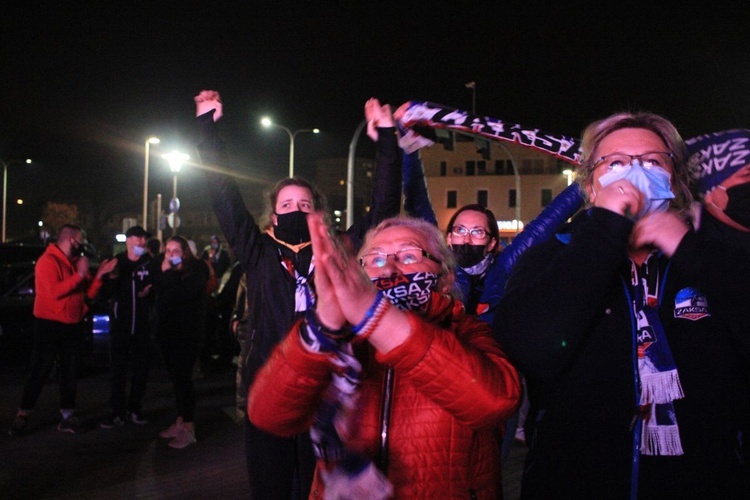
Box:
[260,117,320,178]
[163,150,189,235]
[142,137,160,230]
[1,158,32,243]
[163,150,189,200]
[497,143,522,233]
[465,81,476,114]
[346,119,368,229]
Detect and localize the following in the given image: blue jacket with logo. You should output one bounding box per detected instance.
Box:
[495,207,750,499]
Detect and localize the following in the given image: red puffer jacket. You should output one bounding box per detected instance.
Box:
[249,293,521,499]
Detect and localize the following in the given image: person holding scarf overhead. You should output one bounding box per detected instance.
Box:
[194,91,403,499]
[495,112,750,499]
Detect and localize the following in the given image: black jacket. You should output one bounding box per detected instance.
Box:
[153,259,208,345]
[195,110,402,387]
[98,252,154,335]
[495,207,750,499]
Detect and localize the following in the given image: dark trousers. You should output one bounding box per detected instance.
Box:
[244,419,316,499]
[20,318,84,411]
[108,321,151,417]
[158,334,198,422]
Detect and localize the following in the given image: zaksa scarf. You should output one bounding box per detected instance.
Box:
[303,278,451,498]
[630,253,684,456]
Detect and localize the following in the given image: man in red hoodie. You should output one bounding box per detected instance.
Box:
[8,224,115,436]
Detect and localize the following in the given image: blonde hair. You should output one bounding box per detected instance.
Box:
[577,112,694,215]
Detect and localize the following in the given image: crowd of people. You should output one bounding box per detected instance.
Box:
[6,89,750,499]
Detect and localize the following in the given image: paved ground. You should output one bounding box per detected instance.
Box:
[0,361,526,499]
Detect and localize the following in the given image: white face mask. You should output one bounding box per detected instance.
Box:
[132,245,147,257]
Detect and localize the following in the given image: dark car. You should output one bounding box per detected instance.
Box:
[0,244,44,369]
[0,243,111,370]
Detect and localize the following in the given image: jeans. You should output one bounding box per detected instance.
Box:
[158,333,199,422]
[20,318,85,412]
[108,320,151,417]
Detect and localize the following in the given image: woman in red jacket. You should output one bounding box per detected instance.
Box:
[249,213,521,499]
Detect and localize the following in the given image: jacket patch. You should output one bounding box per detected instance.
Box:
[673,287,711,321]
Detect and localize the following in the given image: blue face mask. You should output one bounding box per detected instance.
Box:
[132,245,147,257]
[598,161,674,219]
[169,256,182,267]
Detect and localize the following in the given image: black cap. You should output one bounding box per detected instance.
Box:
[125,226,150,238]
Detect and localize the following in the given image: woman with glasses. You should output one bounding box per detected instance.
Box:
[249,214,521,499]
[444,204,501,315]
[495,112,750,498]
[394,102,584,323]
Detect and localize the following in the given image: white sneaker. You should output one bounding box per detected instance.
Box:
[129,412,148,425]
[159,422,181,439]
[168,426,196,449]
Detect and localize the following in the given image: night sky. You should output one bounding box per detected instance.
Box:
[2,1,749,238]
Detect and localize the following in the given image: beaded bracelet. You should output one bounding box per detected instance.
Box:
[352,292,391,342]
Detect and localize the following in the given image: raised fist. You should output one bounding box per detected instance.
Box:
[194,90,223,121]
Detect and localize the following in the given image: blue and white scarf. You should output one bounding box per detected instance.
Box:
[631,253,684,456]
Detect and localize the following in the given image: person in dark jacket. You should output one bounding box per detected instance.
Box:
[193,91,402,498]
[686,128,750,473]
[153,235,208,449]
[495,111,750,499]
[201,234,231,280]
[98,225,155,428]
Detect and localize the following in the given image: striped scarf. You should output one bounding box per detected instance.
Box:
[631,253,685,456]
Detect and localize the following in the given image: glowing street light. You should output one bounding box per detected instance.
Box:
[1,158,32,243]
[260,117,320,178]
[163,150,190,201]
[143,137,160,230]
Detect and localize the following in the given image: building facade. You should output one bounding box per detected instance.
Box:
[420,132,576,246]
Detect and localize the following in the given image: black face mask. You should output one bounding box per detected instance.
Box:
[451,244,487,268]
[724,183,750,229]
[274,211,310,245]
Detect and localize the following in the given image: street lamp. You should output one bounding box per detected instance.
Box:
[143,137,160,230]
[163,150,190,201]
[1,158,32,243]
[163,150,189,236]
[260,117,320,178]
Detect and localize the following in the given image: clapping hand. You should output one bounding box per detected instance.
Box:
[307,212,376,331]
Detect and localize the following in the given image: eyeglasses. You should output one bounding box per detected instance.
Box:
[593,152,674,173]
[359,247,442,269]
[451,225,489,240]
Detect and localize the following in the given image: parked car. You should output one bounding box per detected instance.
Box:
[0,243,111,370]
